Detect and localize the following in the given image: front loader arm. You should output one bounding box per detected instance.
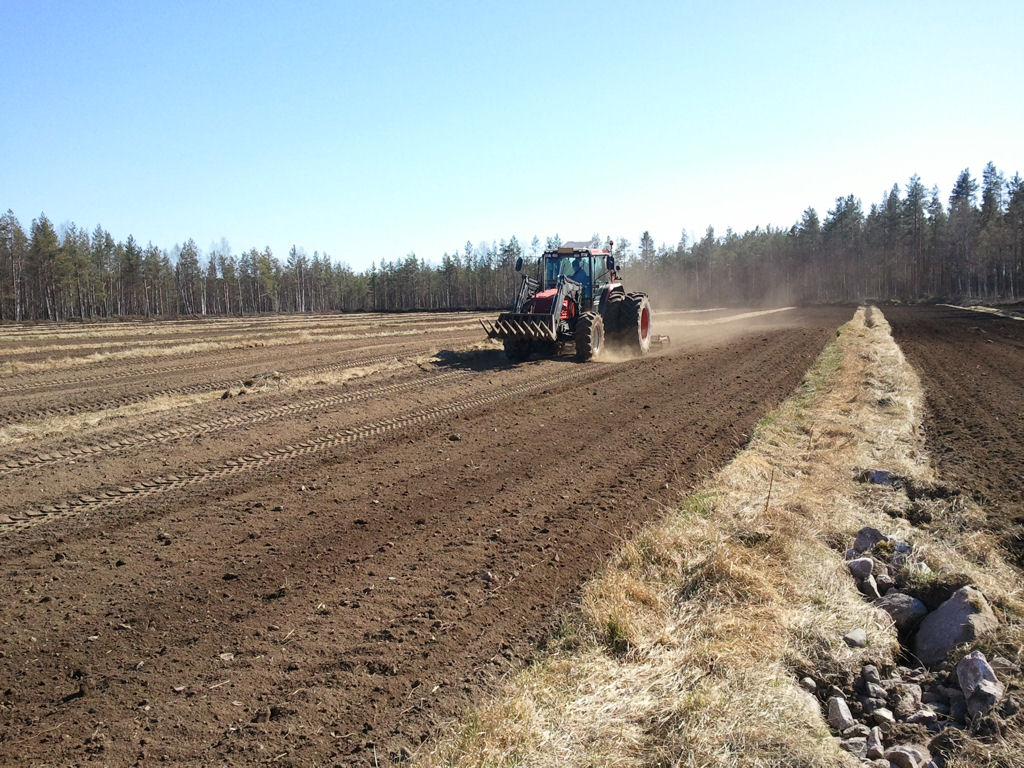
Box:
[481,275,582,343]
[513,274,540,312]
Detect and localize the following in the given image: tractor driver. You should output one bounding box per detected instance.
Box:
[569,257,589,285]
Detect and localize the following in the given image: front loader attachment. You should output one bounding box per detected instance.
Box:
[480,313,557,342]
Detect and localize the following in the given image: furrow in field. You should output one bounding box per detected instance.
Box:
[0,370,468,476]
[0,364,604,531]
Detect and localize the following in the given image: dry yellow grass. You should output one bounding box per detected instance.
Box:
[416,307,1023,768]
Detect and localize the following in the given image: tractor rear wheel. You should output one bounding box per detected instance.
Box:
[620,293,652,356]
[574,312,605,361]
[503,336,532,362]
[602,292,624,334]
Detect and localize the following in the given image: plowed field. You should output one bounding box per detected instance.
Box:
[885,305,1024,564]
[0,308,852,766]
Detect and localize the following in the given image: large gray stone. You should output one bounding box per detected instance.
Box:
[827,696,856,731]
[876,591,928,632]
[913,586,998,666]
[854,526,889,553]
[956,650,1004,717]
[848,557,875,578]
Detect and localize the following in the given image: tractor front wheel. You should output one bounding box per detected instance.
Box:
[503,337,532,362]
[574,312,605,362]
[620,293,652,356]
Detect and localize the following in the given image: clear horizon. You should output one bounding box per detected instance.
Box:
[2,1,1022,269]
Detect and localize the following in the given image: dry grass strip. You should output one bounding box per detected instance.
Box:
[417,306,1023,768]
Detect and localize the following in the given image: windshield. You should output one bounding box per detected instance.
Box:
[544,256,591,286]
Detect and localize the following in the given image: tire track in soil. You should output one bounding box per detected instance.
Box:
[0,341,473,426]
[0,370,467,477]
[0,365,604,531]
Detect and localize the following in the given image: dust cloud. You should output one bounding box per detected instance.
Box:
[649,307,804,355]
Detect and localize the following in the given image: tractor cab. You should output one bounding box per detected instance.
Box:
[541,245,617,307]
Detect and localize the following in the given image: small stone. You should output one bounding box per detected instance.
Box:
[843,628,868,648]
[990,655,1020,674]
[860,695,885,714]
[866,726,885,759]
[798,677,816,693]
[827,696,856,731]
[844,548,860,561]
[921,689,946,705]
[854,526,889,552]
[1000,694,1021,717]
[861,664,882,685]
[872,707,895,725]
[858,573,881,599]
[885,744,931,768]
[875,592,928,633]
[876,573,895,594]
[905,561,932,577]
[447,433,461,441]
[839,736,867,757]
[946,690,967,722]
[956,650,1004,717]
[848,557,875,578]
[889,683,923,719]
[866,682,888,700]
[906,709,938,726]
[842,723,871,738]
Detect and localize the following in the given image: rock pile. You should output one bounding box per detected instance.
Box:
[842,526,997,666]
[806,526,1020,766]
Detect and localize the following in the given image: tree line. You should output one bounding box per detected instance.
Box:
[1,163,1021,322]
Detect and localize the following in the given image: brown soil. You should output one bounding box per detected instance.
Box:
[885,305,1024,564]
[0,307,851,766]
[0,313,488,423]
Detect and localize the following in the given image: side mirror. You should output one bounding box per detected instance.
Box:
[515,257,523,272]
[606,255,615,270]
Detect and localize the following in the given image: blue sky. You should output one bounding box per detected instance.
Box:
[2,1,1022,270]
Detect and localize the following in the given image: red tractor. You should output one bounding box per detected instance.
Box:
[481,241,664,362]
